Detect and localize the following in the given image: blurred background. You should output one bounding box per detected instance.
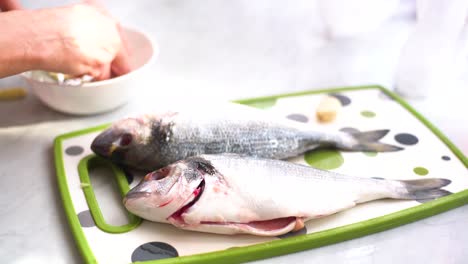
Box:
[4,0,466,99]
[4,0,466,150]
[0,0,468,146]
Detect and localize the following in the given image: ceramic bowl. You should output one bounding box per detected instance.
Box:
[22,27,156,115]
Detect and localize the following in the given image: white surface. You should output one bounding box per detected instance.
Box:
[0,1,467,264]
[21,28,155,115]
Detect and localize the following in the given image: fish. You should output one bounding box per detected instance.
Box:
[123,154,451,236]
[91,105,402,171]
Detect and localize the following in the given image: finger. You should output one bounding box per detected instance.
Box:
[111,48,132,77]
[83,0,131,77]
[0,0,22,11]
[86,62,111,81]
[94,64,112,81]
[111,26,132,77]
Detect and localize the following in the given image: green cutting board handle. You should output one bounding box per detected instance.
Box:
[78,155,142,233]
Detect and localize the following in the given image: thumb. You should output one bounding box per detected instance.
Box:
[93,63,112,81]
[111,46,132,77]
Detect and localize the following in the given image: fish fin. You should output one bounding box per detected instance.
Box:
[406,189,452,200]
[195,217,298,236]
[394,178,452,200]
[339,129,403,152]
[350,129,389,141]
[401,178,451,191]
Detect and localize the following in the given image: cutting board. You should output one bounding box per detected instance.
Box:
[54,85,468,264]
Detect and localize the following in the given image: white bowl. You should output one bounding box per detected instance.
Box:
[22,27,156,115]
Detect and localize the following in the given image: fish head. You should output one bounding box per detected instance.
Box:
[123,160,206,223]
[91,115,165,169]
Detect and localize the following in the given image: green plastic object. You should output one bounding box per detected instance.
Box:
[54,85,468,264]
[78,155,142,233]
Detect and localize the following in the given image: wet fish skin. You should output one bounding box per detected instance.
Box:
[123,154,450,236]
[91,106,402,171]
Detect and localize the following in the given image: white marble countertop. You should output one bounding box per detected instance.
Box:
[1,1,467,263]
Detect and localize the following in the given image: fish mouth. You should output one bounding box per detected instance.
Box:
[168,179,206,224]
[165,178,303,236]
[123,191,150,204]
[91,129,116,157]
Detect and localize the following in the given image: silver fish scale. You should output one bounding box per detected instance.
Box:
[204,154,382,185]
[124,153,450,235]
[176,154,396,225]
[153,120,324,168]
[93,106,401,171]
[124,112,336,170]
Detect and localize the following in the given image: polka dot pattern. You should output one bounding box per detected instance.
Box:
[286,114,309,123]
[363,152,378,157]
[360,110,376,118]
[329,93,351,106]
[339,127,359,134]
[131,242,178,262]
[78,210,95,227]
[65,146,84,156]
[304,150,344,170]
[413,167,429,176]
[61,89,464,261]
[395,133,419,145]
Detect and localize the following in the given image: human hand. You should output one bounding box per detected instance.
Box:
[29,4,131,80]
[0,0,22,11]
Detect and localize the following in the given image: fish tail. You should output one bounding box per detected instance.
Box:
[392,178,452,200]
[338,129,403,152]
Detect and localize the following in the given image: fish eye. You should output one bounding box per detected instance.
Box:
[155,167,171,180]
[120,133,133,146]
[144,167,171,181]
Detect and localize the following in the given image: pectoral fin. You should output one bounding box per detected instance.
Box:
[184,217,301,236]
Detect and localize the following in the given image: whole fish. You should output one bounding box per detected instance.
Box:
[92,105,402,170]
[123,154,450,236]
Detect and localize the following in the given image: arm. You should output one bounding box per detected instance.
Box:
[0,9,38,78]
[0,0,21,11]
[0,4,131,79]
